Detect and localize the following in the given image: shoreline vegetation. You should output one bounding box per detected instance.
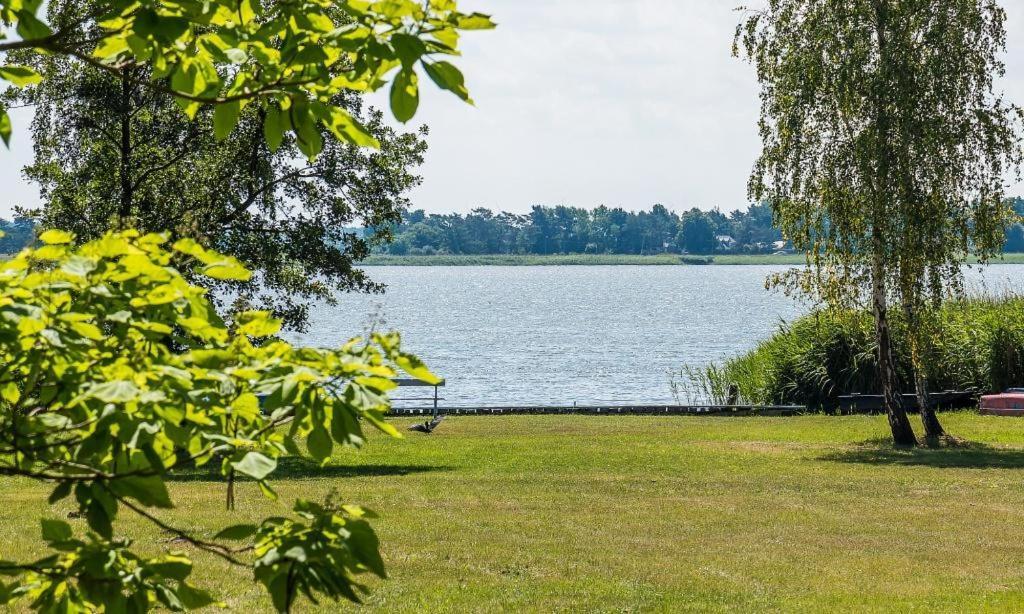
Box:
[363,253,1024,266]
[688,295,1024,409]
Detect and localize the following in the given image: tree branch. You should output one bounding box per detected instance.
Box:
[130,135,199,192]
[114,494,252,567]
[219,166,319,226]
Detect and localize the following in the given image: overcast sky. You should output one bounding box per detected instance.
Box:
[3,0,1024,217]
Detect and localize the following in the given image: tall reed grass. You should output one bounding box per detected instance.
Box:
[687,294,1024,408]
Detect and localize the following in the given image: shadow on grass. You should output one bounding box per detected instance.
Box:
[821,438,1024,469]
[167,456,453,482]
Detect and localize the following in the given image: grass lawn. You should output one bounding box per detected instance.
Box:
[5,412,1024,611]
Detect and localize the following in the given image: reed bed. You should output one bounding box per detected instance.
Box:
[688,294,1024,408]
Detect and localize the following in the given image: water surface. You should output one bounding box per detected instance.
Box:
[287,265,1024,406]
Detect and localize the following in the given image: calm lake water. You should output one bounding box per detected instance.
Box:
[286,265,1024,406]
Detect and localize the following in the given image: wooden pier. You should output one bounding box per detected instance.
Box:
[390,404,805,417]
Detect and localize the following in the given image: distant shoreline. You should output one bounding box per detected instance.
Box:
[362,253,1024,266]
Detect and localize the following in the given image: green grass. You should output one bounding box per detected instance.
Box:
[363,253,1024,266]
[6,413,1024,611]
[362,253,686,266]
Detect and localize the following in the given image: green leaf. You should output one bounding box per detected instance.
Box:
[346,518,386,578]
[390,68,419,123]
[109,475,173,509]
[149,553,193,581]
[290,101,323,160]
[214,524,258,540]
[177,582,218,609]
[38,229,74,244]
[232,452,277,480]
[87,380,140,403]
[93,34,131,61]
[202,259,252,281]
[264,106,285,152]
[257,479,278,501]
[40,519,73,543]
[156,585,185,611]
[307,423,333,460]
[0,381,20,405]
[0,108,10,147]
[47,482,73,505]
[236,311,282,338]
[14,10,52,40]
[391,33,426,68]
[457,13,496,30]
[225,48,248,64]
[422,61,471,103]
[0,65,42,87]
[86,499,113,539]
[322,107,380,148]
[396,353,440,384]
[172,237,217,263]
[61,255,97,277]
[213,100,241,140]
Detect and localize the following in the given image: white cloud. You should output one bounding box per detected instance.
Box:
[3,0,1024,217]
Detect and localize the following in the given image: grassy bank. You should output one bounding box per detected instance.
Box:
[5,413,1024,611]
[362,253,688,266]
[691,296,1024,408]
[363,253,1024,266]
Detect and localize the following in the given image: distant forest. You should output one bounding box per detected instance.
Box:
[383,198,1024,256]
[3,199,1024,257]
[382,203,784,256]
[0,217,36,253]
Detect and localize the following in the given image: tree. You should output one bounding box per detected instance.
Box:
[0,0,494,609]
[737,0,1022,445]
[0,0,492,149]
[1006,198,1024,252]
[678,209,717,254]
[1006,224,1024,253]
[3,1,438,332]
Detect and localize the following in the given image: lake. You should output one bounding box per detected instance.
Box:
[286,265,1024,406]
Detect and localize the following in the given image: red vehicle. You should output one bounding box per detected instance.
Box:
[979,389,1024,415]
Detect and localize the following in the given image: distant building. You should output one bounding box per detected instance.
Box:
[716,235,736,249]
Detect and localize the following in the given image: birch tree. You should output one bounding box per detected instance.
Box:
[736,0,1022,445]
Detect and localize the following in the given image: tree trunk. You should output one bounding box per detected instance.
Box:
[916,369,944,441]
[871,255,917,446]
[869,0,916,447]
[905,303,946,441]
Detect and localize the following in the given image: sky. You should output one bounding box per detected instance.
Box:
[3,0,1024,217]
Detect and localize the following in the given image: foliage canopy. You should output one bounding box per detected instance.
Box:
[0,229,438,611]
[0,0,494,149]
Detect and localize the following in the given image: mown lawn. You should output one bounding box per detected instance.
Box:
[4,412,1024,612]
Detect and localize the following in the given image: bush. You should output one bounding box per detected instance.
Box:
[680,255,714,265]
[692,296,1024,408]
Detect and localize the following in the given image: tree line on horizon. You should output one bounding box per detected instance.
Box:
[381,203,783,256]
[376,197,1024,257]
[4,196,1024,257]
